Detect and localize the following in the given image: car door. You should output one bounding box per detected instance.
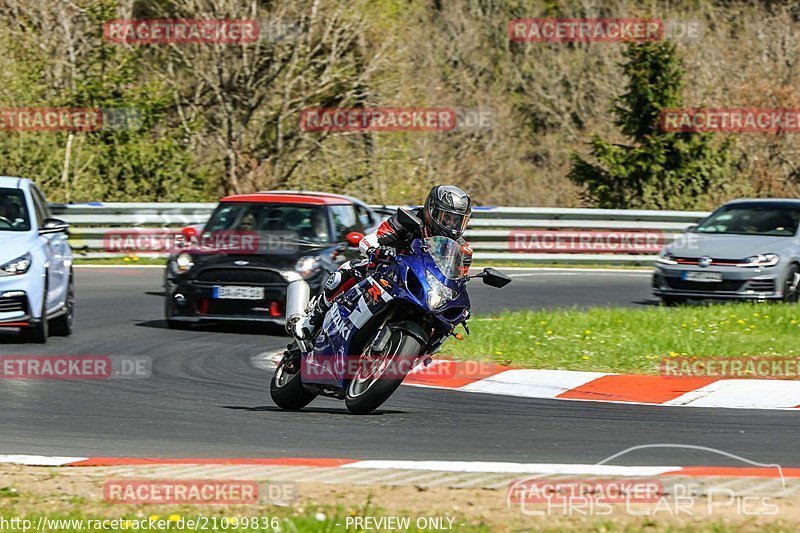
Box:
[31,186,67,312]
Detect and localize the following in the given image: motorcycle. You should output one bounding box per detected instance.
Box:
[270,208,511,414]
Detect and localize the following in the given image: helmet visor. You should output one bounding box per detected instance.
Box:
[431,206,470,235]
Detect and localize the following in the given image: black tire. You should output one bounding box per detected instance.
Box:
[345,326,424,415]
[783,264,800,303]
[20,287,48,344]
[270,356,317,410]
[661,296,686,307]
[164,295,192,330]
[50,274,75,336]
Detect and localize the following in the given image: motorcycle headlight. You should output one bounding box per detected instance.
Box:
[0,253,32,276]
[295,256,321,278]
[656,250,678,265]
[738,253,780,268]
[425,270,456,311]
[175,253,194,272]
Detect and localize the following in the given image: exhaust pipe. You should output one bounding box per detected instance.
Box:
[285,279,310,334]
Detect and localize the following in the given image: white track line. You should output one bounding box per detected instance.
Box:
[0,455,87,466]
[340,460,681,476]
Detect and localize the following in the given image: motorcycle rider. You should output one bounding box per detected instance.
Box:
[291,185,473,340]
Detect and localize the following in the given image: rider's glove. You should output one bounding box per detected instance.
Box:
[369,245,396,262]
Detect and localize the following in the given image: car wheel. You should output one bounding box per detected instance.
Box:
[50,274,75,336]
[20,286,48,344]
[661,296,686,307]
[782,264,800,303]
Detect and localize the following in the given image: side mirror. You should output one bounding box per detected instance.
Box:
[39,217,69,235]
[397,208,423,233]
[479,267,511,288]
[686,224,698,232]
[346,231,364,248]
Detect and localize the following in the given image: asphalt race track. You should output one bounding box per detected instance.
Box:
[0,267,797,467]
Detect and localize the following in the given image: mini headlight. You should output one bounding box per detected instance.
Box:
[0,253,32,276]
[175,253,194,272]
[738,253,780,268]
[295,256,321,278]
[425,270,456,311]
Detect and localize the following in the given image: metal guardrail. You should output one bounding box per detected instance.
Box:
[51,202,708,263]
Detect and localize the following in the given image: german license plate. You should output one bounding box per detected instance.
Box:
[212,286,264,300]
[682,271,723,282]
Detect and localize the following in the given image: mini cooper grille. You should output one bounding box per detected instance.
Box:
[197,268,285,285]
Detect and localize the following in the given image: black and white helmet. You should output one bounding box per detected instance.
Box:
[423,185,472,239]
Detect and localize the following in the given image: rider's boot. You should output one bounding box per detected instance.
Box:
[291,294,330,340]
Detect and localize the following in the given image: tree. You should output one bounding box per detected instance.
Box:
[568,41,733,210]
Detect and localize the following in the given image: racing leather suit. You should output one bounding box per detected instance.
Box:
[321,207,473,305]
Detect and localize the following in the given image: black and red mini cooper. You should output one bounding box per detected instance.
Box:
[164,191,380,328]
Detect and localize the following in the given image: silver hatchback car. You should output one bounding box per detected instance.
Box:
[652,199,800,304]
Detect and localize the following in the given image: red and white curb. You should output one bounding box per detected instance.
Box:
[403,359,800,410]
[2,455,799,479]
[257,351,800,410]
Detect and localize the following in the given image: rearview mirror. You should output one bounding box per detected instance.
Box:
[397,208,423,233]
[39,217,69,235]
[346,231,364,248]
[480,268,511,288]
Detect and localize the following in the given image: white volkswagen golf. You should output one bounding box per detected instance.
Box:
[0,177,74,343]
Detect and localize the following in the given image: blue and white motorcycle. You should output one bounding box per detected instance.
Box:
[271,209,511,414]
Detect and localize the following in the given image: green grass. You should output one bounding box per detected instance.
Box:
[444,302,800,374]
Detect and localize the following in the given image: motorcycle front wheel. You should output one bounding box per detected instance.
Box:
[345,325,424,415]
[270,351,317,410]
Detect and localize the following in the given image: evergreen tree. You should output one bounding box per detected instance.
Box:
[568,41,732,209]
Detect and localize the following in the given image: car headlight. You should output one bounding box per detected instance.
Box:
[738,253,780,268]
[0,253,32,276]
[175,253,194,272]
[656,250,678,265]
[295,256,321,278]
[425,270,456,311]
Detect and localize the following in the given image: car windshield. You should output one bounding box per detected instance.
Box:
[695,204,800,237]
[204,202,331,244]
[0,188,31,232]
[424,236,468,280]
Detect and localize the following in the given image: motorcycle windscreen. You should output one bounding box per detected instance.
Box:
[424,236,467,280]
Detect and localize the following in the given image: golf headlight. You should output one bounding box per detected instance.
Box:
[0,253,31,275]
[739,253,780,267]
[175,253,194,272]
[425,270,456,311]
[656,250,678,265]
[295,256,320,278]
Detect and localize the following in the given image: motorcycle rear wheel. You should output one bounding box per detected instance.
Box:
[345,326,424,415]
